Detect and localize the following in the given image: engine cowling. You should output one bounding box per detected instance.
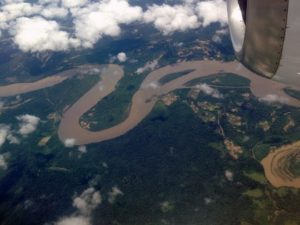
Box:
[227,0,300,87]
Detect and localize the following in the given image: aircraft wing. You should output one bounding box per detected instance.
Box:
[228,0,300,87]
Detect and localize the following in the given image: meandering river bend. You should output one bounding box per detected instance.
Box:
[1,60,300,145]
[59,61,300,145]
[1,60,300,188]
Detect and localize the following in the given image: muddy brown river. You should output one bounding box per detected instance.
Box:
[1,60,300,188]
[1,60,300,144]
[58,61,300,145]
[0,64,104,98]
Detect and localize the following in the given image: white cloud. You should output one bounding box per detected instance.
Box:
[41,6,69,19]
[78,145,87,154]
[62,0,88,9]
[13,17,80,52]
[196,0,227,27]
[195,83,223,98]
[0,154,8,170]
[2,0,26,3]
[204,197,213,205]
[97,82,105,92]
[143,0,227,34]
[73,187,102,215]
[0,2,41,28]
[143,4,200,35]
[0,0,228,52]
[143,81,159,90]
[212,28,228,43]
[88,68,101,74]
[108,186,123,204]
[6,133,20,144]
[38,0,61,5]
[52,187,101,225]
[17,114,40,136]
[64,138,76,148]
[72,0,143,47]
[0,124,10,147]
[225,170,234,181]
[0,124,19,146]
[212,34,222,43]
[259,94,289,105]
[117,52,127,62]
[55,216,90,225]
[136,59,159,74]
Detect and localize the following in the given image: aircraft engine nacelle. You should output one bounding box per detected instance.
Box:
[227,0,300,87]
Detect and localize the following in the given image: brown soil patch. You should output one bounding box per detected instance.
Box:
[224,139,243,160]
[261,141,300,188]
